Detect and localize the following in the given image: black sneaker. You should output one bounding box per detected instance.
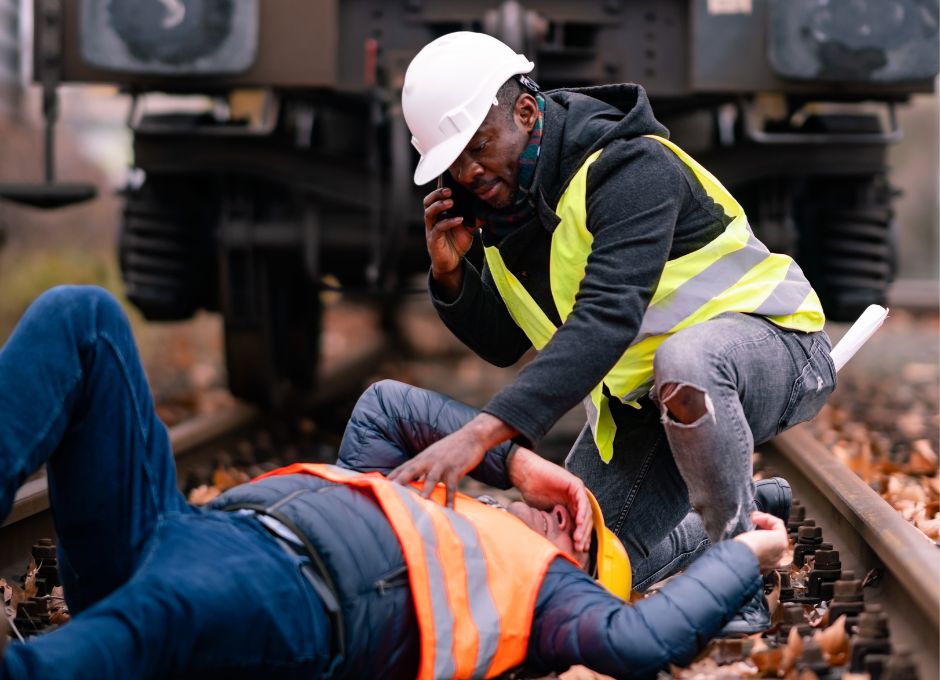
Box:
[721,585,772,636]
[720,478,791,636]
[754,477,792,525]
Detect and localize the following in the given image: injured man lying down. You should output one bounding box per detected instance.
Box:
[0,286,788,680]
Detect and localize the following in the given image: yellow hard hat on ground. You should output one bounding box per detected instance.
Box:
[588,491,632,599]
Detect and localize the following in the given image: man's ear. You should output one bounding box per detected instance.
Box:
[515,93,539,133]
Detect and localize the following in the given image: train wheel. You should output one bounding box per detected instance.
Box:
[221,250,321,407]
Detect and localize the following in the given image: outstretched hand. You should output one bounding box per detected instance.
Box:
[508,448,594,553]
[387,413,516,508]
[733,511,789,572]
[387,429,487,507]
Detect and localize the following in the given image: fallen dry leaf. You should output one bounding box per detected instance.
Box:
[924,475,940,496]
[789,563,813,595]
[751,643,785,676]
[893,476,927,504]
[814,615,848,667]
[48,609,70,626]
[907,440,938,475]
[896,412,926,440]
[0,578,15,619]
[5,582,25,619]
[212,466,249,492]
[47,584,70,626]
[766,572,782,621]
[924,497,939,518]
[23,557,38,600]
[747,636,769,660]
[780,626,804,675]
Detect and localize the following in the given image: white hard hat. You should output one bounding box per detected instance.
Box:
[402,32,534,186]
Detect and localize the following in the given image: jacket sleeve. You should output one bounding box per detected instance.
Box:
[483,138,683,445]
[430,259,533,368]
[526,541,761,679]
[335,379,513,489]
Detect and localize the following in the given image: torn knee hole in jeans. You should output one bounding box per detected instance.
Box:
[659,382,715,427]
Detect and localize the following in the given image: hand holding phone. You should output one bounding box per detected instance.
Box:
[423,175,474,298]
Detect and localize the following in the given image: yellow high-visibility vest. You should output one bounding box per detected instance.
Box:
[484,135,825,462]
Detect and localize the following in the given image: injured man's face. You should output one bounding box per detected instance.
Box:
[505,501,589,569]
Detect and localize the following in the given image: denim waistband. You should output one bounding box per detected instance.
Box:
[238,509,341,613]
[222,503,346,676]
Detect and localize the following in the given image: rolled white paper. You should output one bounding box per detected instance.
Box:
[829,304,889,373]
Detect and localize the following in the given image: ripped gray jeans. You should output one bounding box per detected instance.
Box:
[566,312,836,590]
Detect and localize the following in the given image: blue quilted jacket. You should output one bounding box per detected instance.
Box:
[209,381,760,679]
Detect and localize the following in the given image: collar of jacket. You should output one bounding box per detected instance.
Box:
[528,93,566,235]
[525,91,602,237]
[480,83,670,239]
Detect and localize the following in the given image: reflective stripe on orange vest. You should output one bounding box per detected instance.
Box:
[254,463,575,680]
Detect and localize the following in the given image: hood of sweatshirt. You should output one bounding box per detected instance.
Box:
[537,83,669,206]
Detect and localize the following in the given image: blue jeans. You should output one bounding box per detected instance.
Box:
[0,287,332,679]
[567,313,836,589]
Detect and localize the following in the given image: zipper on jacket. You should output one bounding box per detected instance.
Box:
[374,565,409,595]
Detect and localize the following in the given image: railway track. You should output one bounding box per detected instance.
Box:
[762,425,939,680]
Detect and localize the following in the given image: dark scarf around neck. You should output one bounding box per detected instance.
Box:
[476,92,545,242]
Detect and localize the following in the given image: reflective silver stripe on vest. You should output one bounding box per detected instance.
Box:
[323,464,360,478]
[447,513,501,679]
[394,487,457,679]
[633,232,770,345]
[752,260,813,317]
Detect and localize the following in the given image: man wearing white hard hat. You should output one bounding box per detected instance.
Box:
[392,31,836,633]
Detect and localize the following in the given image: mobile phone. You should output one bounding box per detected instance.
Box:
[436,175,453,220]
[436,174,476,228]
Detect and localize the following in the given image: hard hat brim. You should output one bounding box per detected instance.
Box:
[587,491,632,599]
[413,124,478,186]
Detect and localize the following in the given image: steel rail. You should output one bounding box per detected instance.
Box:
[0,403,261,576]
[4,401,262,526]
[763,424,940,680]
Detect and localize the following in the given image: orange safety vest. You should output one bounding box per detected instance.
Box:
[254,463,577,680]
